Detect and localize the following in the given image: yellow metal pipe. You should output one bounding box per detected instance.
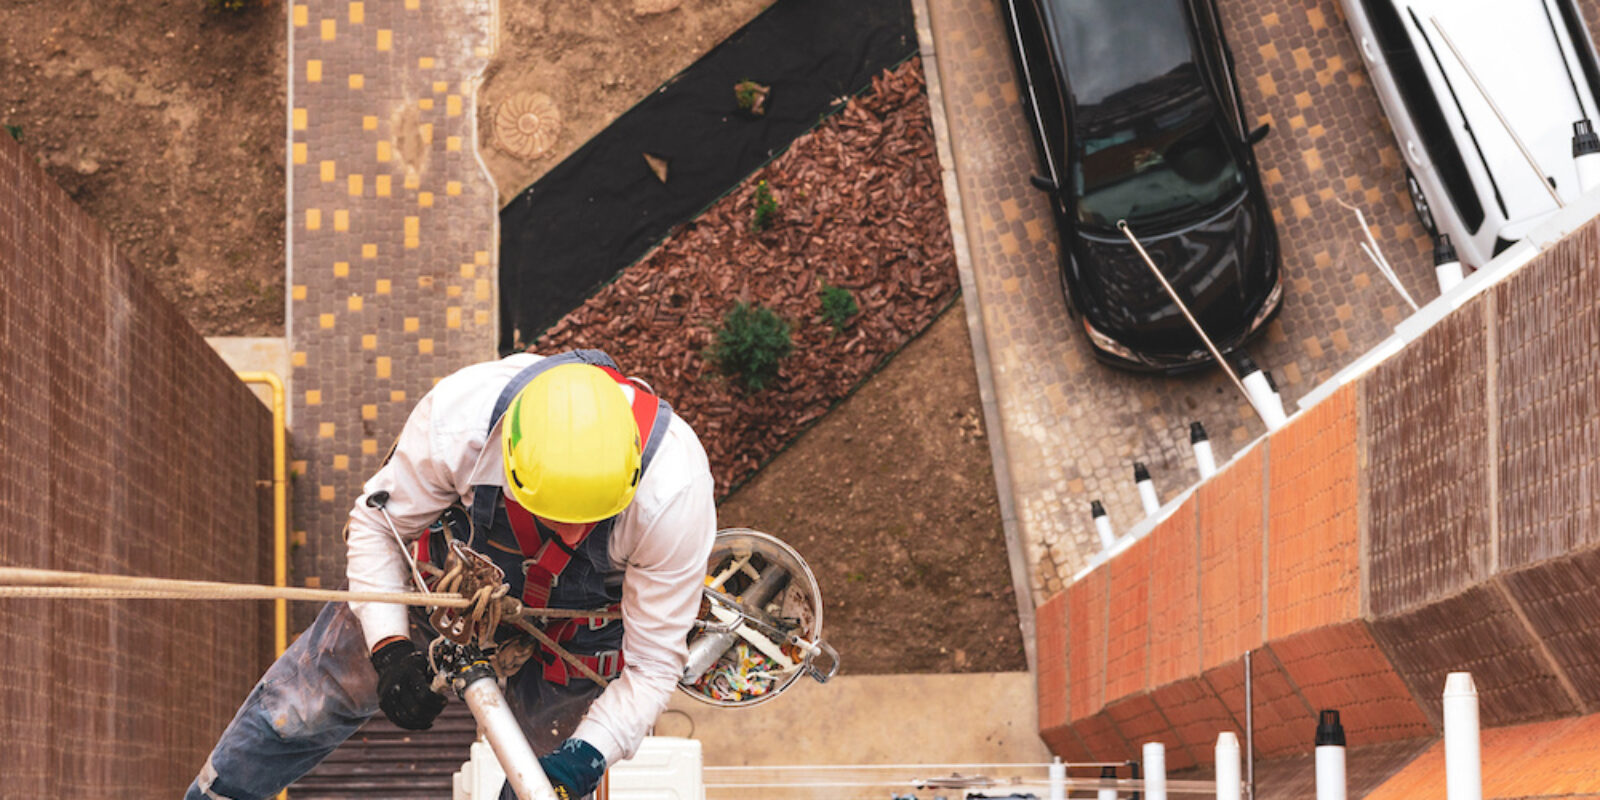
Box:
[236,371,288,659]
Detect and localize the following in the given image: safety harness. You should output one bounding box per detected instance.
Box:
[416,349,673,685]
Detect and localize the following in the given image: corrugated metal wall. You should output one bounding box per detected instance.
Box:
[0,134,275,797]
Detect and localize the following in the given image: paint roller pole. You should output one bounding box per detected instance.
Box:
[1134,463,1160,517]
[1444,673,1483,800]
[1315,710,1347,800]
[1215,733,1242,800]
[1433,234,1464,294]
[1049,757,1066,800]
[1117,220,1281,431]
[1576,120,1600,194]
[1092,500,1116,550]
[1190,422,1217,479]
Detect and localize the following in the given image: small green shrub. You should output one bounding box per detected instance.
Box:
[818,281,858,332]
[734,79,770,117]
[206,0,253,12]
[750,180,778,231]
[4,125,20,142]
[710,302,792,392]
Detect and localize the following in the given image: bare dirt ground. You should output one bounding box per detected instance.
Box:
[0,0,287,336]
[477,0,771,205]
[718,307,1025,674]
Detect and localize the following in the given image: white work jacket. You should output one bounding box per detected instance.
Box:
[344,353,718,765]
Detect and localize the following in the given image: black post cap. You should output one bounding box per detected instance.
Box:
[1189,421,1209,444]
[1575,119,1600,157]
[1231,350,1259,375]
[1433,233,1458,267]
[1134,462,1151,482]
[1315,708,1346,747]
[1091,499,1107,518]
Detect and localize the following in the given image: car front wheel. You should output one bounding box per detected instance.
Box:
[1406,168,1437,235]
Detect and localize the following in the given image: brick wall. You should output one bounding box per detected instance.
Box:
[0,135,275,796]
[1034,217,1600,763]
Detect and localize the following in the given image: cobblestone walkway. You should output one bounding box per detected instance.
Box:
[923,0,1435,598]
[286,0,499,606]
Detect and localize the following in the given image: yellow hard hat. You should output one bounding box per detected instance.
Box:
[500,363,643,523]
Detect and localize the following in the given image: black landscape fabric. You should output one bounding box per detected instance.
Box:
[498,0,916,352]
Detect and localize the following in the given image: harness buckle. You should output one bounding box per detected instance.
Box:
[596,650,621,677]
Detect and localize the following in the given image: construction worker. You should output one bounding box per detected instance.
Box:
[185,349,717,800]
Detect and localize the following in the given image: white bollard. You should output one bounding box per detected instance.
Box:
[1190,422,1217,479]
[1097,765,1118,800]
[1215,732,1242,800]
[1444,672,1483,800]
[1091,500,1115,550]
[1315,710,1347,800]
[1134,463,1160,517]
[1575,120,1600,194]
[1143,742,1168,800]
[1433,234,1464,294]
[1048,756,1066,800]
[1234,353,1287,430]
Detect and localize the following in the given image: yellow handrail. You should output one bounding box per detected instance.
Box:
[236,372,288,659]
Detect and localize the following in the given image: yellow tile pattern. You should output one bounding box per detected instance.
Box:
[290,0,498,595]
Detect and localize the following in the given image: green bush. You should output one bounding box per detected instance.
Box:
[710,302,792,392]
[818,281,858,332]
[750,180,778,231]
[4,125,20,142]
[206,0,252,12]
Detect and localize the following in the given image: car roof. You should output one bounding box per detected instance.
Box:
[1389,0,1598,223]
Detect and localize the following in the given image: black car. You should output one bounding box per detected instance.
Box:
[1001,0,1283,372]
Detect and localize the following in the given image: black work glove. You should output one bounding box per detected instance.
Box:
[538,738,606,799]
[370,638,446,730]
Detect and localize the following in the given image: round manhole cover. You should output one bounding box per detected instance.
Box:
[493,92,561,160]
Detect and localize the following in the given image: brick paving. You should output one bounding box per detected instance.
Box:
[923,0,1439,598]
[287,0,498,611]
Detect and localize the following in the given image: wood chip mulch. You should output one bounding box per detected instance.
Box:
[535,57,960,497]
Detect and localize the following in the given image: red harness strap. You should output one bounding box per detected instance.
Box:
[499,372,663,684]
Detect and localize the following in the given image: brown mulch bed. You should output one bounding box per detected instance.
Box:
[535,58,960,496]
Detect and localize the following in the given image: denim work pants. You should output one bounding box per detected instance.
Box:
[185,602,601,800]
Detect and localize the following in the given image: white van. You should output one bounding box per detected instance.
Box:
[1339,0,1600,267]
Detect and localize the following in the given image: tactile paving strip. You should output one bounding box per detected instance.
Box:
[1493,220,1600,569]
[1364,305,1491,617]
[287,0,498,604]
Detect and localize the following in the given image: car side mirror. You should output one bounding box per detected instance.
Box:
[1029,174,1058,192]
[1246,123,1271,145]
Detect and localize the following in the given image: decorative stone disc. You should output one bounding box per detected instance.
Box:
[493,92,562,160]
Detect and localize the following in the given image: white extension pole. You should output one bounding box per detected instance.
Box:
[1135,463,1160,517]
[1143,742,1168,800]
[1444,673,1483,800]
[1190,422,1217,479]
[1091,500,1115,550]
[1576,120,1600,194]
[1315,710,1347,800]
[1048,756,1066,800]
[1215,732,1242,800]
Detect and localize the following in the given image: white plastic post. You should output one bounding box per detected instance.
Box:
[1575,120,1600,194]
[1091,500,1115,550]
[1443,673,1483,800]
[1048,756,1066,800]
[1134,463,1160,516]
[1097,765,1118,800]
[1143,742,1168,800]
[1315,710,1347,800]
[1190,422,1217,479]
[1239,369,1287,430]
[1215,732,1242,800]
[1433,234,1464,294]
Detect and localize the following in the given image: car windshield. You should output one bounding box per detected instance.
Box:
[1046,0,1195,105]
[1073,99,1244,230]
